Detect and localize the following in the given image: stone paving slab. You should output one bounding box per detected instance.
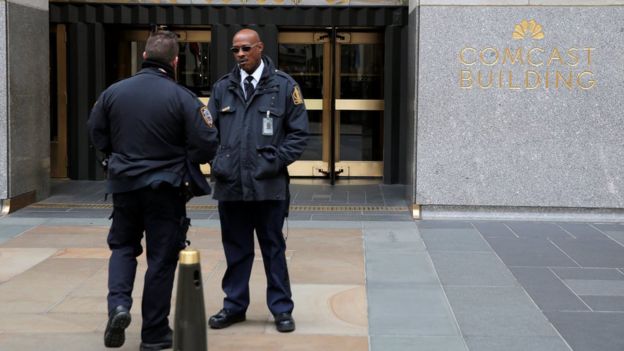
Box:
[3,182,624,351]
[0,223,369,350]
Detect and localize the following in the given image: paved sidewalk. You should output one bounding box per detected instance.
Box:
[0,180,623,350]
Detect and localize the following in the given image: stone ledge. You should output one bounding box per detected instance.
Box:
[419,0,624,5]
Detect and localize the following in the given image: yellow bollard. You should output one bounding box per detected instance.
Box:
[174,249,207,351]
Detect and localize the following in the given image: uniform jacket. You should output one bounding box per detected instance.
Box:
[88,59,219,194]
[208,56,309,201]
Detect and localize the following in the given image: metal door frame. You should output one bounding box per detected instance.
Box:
[279,30,384,180]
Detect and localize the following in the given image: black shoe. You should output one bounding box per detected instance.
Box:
[140,330,173,351]
[104,305,131,348]
[274,312,295,333]
[208,308,246,329]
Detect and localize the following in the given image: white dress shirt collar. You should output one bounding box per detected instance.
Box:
[240,59,265,89]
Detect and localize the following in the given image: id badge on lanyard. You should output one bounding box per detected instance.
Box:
[262,110,273,136]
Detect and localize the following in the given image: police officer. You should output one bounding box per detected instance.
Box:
[207,28,308,333]
[87,30,218,350]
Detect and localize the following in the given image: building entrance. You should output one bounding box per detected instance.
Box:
[118,29,213,100]
[278,31,384,180]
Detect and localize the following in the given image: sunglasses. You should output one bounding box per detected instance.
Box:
[230,43,259,53]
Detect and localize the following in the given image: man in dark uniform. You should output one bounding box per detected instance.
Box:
[87,30,218,350]
[207,28,308,333]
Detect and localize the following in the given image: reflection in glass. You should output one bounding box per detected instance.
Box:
[299,110,322,160]
[278,44,323,99]
[340,44,383,99]
[178,42,211,96]
[131,41,211,96]
[279,43,324,162]
[340,111,383,161]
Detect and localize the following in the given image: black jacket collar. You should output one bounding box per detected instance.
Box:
[140,59,176,80]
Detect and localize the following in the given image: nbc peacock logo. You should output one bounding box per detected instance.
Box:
[512,19,544,40]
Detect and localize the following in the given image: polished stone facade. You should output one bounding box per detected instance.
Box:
[4,1,49,201]
[415,6,624,210]
[0,1,7,200]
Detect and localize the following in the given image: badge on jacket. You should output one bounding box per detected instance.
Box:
[199,106,214,128]
[292,85,303,105]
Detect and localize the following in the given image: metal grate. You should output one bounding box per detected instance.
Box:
[31,202,408,212]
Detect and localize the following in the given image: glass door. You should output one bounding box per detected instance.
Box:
[278,31,384,179]
[119,30,212,103]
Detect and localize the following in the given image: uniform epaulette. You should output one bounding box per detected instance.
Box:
[178,84,199,98]
[274,70,297,85]
[216,73,233,83]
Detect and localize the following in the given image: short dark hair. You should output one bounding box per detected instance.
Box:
[145,31,179,64]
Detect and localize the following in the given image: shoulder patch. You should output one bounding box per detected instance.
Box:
[199,106,214,128]
[292,85,304,105]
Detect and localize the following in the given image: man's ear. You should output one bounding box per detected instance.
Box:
[143,51,147,60]
[172,56,179,67]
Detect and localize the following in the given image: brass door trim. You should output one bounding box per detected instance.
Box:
[278,30,384,177]
[305,99,323,110]
[347,32,382,44]
[287,161,330,177]
[335,99,384,111]
[322,39,332,162]
[335,161,383,177]
[51,24,68,178]
[278,32,320,44]
[121,30,211,42]
[197,97,323,111]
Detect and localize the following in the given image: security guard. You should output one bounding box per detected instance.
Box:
[87,30,218,350]
[207,29,308,333]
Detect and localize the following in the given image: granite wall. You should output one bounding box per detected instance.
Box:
[4,0,49,202]
[0,1,7,200]
[414,4,624,213]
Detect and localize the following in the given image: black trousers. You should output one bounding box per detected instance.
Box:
[107,186,188,342]
[218,200,293,315]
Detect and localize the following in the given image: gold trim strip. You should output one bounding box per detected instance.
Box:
[412,204,421,220]
[305,99,323,110]
[278,32,320,44]
[335,99,384,111]
[1,200,10,216]
[334,161,383,177]
[30,202,408,212]
[287,161,329,177]
[121,30,211,42]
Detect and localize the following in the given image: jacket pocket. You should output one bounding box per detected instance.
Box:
[211,145,238,182]
[254,145,283,180]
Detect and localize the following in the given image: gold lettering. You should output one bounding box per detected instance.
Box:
[499,70,504,88]
[503,48,524,65]
[566,48,580,67]
[584,47,595,65]
[545,71,550,89]
[527,48,544,67]
[508,71,521,90]
[478,71,493,89]
[548,48,563,66]
[577,71,596,90]
[555,71,573,89]
[459,47,477,65]
[525,70,541,90]
[480,47,499,66]
[460,70,473,89]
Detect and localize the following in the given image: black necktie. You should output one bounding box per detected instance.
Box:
[244,76,255,100]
